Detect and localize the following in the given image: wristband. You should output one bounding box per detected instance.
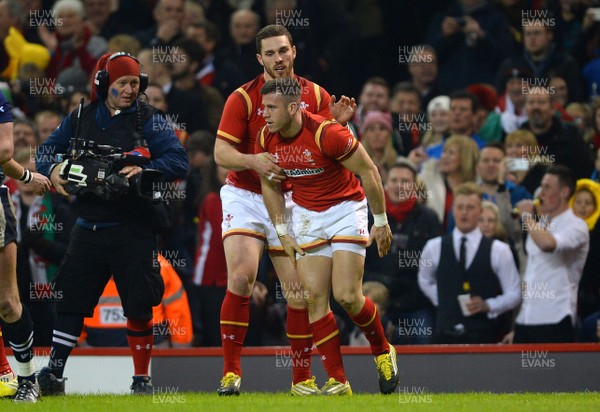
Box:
[275,223,288,237]
[19,168,33,184]
[373,213,388,227]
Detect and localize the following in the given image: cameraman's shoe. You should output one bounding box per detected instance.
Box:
[130,376,153,395]
[37,367,66,396]
[12,379,40,403]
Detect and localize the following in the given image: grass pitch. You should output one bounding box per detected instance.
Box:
[3,392,599,412]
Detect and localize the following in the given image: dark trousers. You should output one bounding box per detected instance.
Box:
[188,285,226,347]
[514,315,574,343]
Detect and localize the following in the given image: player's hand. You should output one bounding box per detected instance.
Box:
[28,172,52,196]
[50,163,70,197]
[466,295,489,315]
[280,234,305,268]
[330,95,357,126]
[501,331,514,344]
[254,152,285,182]
[367,224,392,257]
[119,165,143,179]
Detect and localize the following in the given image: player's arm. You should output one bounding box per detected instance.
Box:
[0,122,13,166]
[1,159,51,195]
[340,143,392,257]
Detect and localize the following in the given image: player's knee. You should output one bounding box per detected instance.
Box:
[228,270,255,295]
[0,296,21,323]
[333,289,361,311]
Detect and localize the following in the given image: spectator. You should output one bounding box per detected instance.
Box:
[106,34,142,56]
[185,20,221,86]
[479,200,508,241]
[12,118,38,153]
[83,0,131,41]
[214,9,262,97]
[182,0,206,35]
[0,0,40,76]
[419,135,479,229]
[549,72,569,108]
[566,102,595,147]
[427,0,513,91]
[569,179,600,322]
[592,148,600,183]
[504,129,543,190]
[170,38,225,133]
[63,89,90,116]
[390,82,424,156]
[520,86,594,185]
[421,95,451,149]
[476,142,530,247]
[41,0,107,79]
[422,91,486,163]
[588,100,600,152]
[34,110,62,144]
[418,182,521,343]
[353,77,391,134]
[406,44,444,110]
[137,48,209,133]
[496,16,584,102]
[510,166,589,343]
[496,66,531,134]
[191,157,228,347]
[467,83,503,142]
[361,111,397,179]
[135,0,185,48]
[364,160,441,345]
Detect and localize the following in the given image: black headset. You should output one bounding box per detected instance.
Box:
[94,52,148,99]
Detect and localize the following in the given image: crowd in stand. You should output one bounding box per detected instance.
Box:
[1,0,599,346]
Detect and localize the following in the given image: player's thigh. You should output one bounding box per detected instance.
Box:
[331,250,365,300]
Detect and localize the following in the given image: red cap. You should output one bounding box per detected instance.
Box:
[90,52,140,102]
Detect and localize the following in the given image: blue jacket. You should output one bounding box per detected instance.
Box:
[36,101,189,181]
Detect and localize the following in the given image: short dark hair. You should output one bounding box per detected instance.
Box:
[256,24,293,54]
[195,20,221,45]
[388,158,417,179]
[392,81,421,104]
[260,78,302,103]
[482,141,506,155]
[449,90,480,114]
[363,76,390,93]
[545,165,576,198]
[171,38,205,66]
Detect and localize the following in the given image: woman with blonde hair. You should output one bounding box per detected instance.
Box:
[419,135,479,230]
[504,129,546,194]
[361,111,398,176]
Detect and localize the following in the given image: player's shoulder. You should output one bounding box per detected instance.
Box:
[234,74,264,100]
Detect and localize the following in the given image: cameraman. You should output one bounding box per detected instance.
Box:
[35,52,189,395]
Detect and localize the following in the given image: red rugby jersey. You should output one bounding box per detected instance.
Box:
[217,74,331,194]
[258,111,365,212]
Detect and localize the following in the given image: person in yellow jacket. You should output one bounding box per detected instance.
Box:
[80,254,192,347]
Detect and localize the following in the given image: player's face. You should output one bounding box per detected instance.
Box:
[453,194,482,234]
[106,75,139,109]
[262,92,292,133]
[257,35,296,80]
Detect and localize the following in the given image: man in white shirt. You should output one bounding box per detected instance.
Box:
[512,165,589,343]
[418,182,521,343]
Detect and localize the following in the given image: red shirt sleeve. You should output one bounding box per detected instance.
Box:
[315,85,332,119]
[320,123,359,161]
[217,91,249,145]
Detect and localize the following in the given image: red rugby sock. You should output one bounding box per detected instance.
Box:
[286,306,313,384]
[220,290,250,376]
[127,318,154,376]
[349,297,388,356]
[310,312,346,383]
